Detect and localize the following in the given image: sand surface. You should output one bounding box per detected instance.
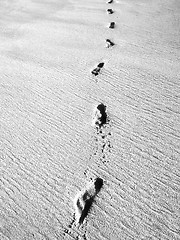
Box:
[0,0,180,239]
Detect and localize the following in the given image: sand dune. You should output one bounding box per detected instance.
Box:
[0,0,180,239]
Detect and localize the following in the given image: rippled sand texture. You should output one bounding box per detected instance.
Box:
[0,0,180,239]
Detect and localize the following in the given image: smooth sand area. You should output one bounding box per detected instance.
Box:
[0,0,180,239]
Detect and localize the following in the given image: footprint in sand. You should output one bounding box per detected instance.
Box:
[106,39,115,48]
[91,62,105,76]
[97,62,104,68]
[107,9,114,14]
[107,0,113,3]
[109,22,115,29]
[73,178,103,225]
[92,103,107,128]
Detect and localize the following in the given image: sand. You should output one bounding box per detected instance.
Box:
[0,0,180,239]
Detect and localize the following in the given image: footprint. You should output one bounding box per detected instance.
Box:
[91,67,100,76]
[91,62,104,76]
[107,9,114,14]
[92,103,107,128]
[106,39,115,48]
[109,22,115,29]
[73,178,103,225]
[107,0,113,3]
[97,62,104,68]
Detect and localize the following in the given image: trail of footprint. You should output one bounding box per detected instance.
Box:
[65,103,112,238]
[65,1,116,236]
[107,9,114,14]
[91,62,104,76]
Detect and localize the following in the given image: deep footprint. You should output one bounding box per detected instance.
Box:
[92,103,107,128]
[74,178,103,225]
[91,62,104,76]
[107,9,114,14]
[109,22,115,29]
[106,39,115,48]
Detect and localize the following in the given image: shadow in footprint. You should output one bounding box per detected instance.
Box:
[109,22,115,29]
[91,68,100,76]
[91,62,104,76]
[107,0,113,3]
[94,177,103,193]
[97,62,104,68]
[107,9,114,14]
[74,178,103,225]
[78,198,93,225]
[92,103,107,128]
[106,39,115,48]
[97,104,107,127]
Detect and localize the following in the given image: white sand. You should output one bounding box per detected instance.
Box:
[0,0,180,239]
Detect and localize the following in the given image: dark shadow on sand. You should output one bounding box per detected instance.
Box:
[97,103,107,127]
[78,178,103,224]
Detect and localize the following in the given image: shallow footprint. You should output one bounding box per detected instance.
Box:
[107,9,114,14]
[73,178,103,225]
[106,39,115,48]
